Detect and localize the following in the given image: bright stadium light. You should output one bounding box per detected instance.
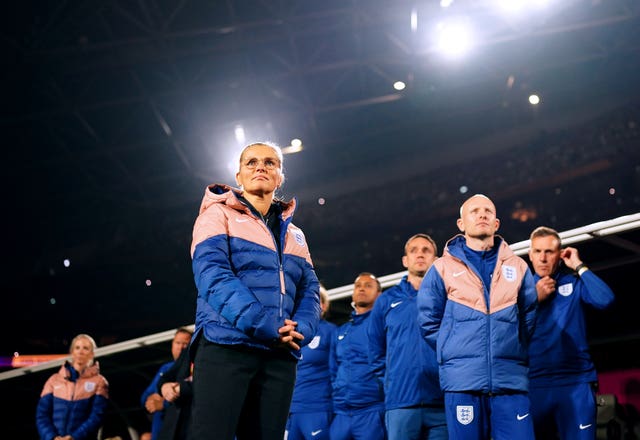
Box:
[434,20,473,58]
[529,94,541,105]
[411,8,418,32]
[282,138,304,154]
[234,124,246,144]
[393,81,406,91]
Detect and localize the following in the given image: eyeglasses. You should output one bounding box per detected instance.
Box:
[243,158,281,170]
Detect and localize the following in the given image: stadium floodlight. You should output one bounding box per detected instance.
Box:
[434,19,474,58]
[411,8,418,32]
[393,81,406,91]
[529,94,541,105]
[234,124,246,144]
[282,138,303,154]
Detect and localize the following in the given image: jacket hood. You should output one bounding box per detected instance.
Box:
[199,183,297,220]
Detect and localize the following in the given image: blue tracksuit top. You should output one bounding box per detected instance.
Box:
[331,310,385,414]
[290,319,337,413]
[368,276,443,410]
[529,268,614,387]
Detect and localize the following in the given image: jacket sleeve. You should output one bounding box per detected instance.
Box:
[70,380,109,440]
[417,266,447,349]
[158,349,193,406]
[36,379,57,440]
[192,205,275,340]
[141,365,167,407]
[290,265,321,349]
[367,296,387,382]
[157,359,180,391]
[518,268,538,342]
[579,270,615,309]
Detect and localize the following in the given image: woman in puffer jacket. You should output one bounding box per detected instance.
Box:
[36,333,109,440]
[189,141,321,440]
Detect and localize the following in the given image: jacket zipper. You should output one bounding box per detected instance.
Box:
[258,210,286,318]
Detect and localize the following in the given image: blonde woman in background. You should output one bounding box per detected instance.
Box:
[36,333,109,440]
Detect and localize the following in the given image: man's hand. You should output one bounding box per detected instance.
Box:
[536,276,556,302]
[277,319,304,351]
[160,382,180,402]
[144,392,164,413]
[560,247,583,271]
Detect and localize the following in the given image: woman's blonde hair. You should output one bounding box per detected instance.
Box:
[69,333,97,353]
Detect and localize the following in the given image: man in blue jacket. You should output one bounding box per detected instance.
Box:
[528,226,615,440]
[140,328,192,440]
[330,272,386,440]
[368,234,447,440]
[417,194,538,440]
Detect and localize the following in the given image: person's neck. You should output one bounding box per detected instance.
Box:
[407,273,424,290]
[464,235,495,252]
[354,305,373,315]
[243,192,274,216]
[72,362,87,373]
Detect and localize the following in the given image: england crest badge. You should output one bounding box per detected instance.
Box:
[457,405,474,425]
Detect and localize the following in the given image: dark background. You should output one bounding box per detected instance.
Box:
[2,0,640,437]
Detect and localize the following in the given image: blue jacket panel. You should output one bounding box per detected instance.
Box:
[191,184,321,358]
[140,361,174,439]
[418,235,538,394]
[529,269,614,387]
[330,311,385,413]
[290,319,337,413]
[368,277,443,410]
[36,362,109,440]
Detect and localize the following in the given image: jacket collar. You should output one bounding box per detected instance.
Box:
[200,183,297,221]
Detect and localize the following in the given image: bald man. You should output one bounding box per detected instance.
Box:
[417,194,538,440]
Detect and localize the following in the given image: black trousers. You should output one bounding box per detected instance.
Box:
[190,338,297,440]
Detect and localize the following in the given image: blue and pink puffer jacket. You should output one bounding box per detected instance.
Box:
[190,184,320,358]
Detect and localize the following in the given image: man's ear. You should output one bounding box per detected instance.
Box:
[494,218,501,232]
[402,255,409,269]
[456,218,465,233]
